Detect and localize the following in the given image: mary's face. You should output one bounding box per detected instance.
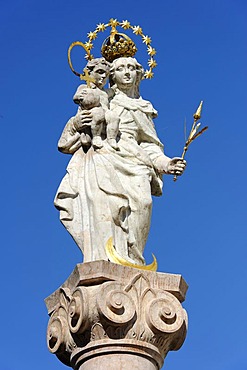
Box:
[113,58,137,88]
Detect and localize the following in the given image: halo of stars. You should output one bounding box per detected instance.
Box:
[69,18,157,80]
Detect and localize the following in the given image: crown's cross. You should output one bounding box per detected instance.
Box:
[80,68,96,87]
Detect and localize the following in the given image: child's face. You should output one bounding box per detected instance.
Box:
[90,64,109,89]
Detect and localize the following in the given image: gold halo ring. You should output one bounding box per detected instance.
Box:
[68,41,93,78]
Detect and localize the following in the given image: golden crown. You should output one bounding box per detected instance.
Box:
[68,18,157,79]
[101,32,137,62]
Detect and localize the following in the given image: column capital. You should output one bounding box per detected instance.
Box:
[46,261,188,369]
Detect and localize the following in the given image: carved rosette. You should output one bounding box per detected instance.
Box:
[46,264,188,369]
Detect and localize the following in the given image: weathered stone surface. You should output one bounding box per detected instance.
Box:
[54,56,186,266]
[46,261,188,369]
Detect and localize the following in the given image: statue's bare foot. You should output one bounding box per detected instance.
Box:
[92,136,103,149]
[108,138,119,150]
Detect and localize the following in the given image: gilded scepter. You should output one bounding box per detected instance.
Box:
[174,101,208,182]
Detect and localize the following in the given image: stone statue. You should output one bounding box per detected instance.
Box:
[55,28,186,267]
[47,21,189,370]
[54,55,186,266]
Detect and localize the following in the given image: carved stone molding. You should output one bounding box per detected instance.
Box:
[46,261,188,369]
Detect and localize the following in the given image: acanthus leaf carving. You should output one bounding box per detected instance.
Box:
[90,323,107,341]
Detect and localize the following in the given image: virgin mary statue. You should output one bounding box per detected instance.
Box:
[54,36,186,267]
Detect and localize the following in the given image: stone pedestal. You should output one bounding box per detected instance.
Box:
[45,261,188,369]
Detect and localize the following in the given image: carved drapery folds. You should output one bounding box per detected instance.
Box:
[46,261,188,369]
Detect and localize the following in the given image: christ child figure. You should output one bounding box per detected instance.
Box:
[73,86,119,150]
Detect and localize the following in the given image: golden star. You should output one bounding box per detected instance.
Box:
[87,31,97,40]
[96,23,106,32]
[120,20,131,29]
[142,35,151,45]
[144,69,154,79]
[85,53,94,60]
[85,41,93,50]
[109,18,119,28]
[132,25,143,35]
[147,45,156,56]
[148,58,157,68]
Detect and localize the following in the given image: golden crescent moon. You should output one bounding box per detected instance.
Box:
[105,237,157,271]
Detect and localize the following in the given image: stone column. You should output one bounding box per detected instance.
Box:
[45,261,188,369]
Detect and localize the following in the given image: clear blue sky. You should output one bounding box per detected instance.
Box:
[1,1,247,369]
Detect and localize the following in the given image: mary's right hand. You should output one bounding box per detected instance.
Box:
[73,110,93,132]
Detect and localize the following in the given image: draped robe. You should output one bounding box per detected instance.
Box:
[54,90,166,265]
